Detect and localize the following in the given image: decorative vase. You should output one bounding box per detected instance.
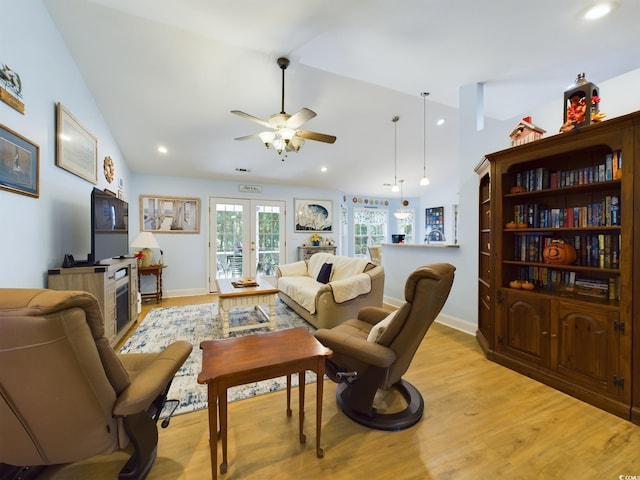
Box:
[312,241,320,246]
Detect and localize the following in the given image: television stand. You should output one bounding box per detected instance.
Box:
[47,257,139,347]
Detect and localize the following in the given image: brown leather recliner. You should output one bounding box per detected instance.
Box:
[314,263,455,431]
[0,289,192,479]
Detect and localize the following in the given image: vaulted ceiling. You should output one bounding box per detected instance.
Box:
[43,0,640,197]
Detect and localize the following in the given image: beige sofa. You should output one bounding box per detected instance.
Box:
[276,252,385,329]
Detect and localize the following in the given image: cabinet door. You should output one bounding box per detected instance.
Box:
[497,288,549,368]
[551,302,627,399]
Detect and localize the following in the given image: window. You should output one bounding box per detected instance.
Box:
[396,210,415,244]
[354,208,388,255]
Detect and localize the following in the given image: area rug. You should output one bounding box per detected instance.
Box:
[119,299,316,416]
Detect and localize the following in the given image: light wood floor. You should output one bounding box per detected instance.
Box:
[41,295,640,479]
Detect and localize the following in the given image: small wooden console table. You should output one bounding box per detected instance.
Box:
[138,264,166,303]
[198,327,332,479]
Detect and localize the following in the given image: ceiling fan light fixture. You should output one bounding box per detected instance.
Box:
[391,183,400,193]
[279,127,296,142]
[272,137,285,154]
[259,131,276,148]
[290,136,304,152]
[231,57,336,158]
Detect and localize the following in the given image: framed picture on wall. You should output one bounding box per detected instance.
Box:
[55,103,98,184]
[294,198,333,232]
[425,206,445,240]
[0,123,39,198]
[140,195,201,233]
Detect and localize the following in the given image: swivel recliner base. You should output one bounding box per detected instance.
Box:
[336,379,424,431]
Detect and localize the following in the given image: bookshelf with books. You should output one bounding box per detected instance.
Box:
[477,111,640,423]
[474,157,492,356]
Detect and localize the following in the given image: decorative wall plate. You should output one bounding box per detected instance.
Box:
[103,156,115,183]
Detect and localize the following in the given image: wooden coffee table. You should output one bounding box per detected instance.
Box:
[198,327,333,479]
[215,277,279,337]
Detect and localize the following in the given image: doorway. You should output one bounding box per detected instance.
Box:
[209,197,286,291]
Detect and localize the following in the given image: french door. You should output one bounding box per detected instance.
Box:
[209,197,285,291]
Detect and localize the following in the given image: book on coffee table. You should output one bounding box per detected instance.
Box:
[231,279,259,288]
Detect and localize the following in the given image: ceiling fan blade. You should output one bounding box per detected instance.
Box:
[296,130,337,144]
[286,108,316,129]
[231,110,272,129]
[234,133,262,141]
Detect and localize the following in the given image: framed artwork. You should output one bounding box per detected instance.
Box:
[140,195,201,233]
[0,123,39,198]
[55,103,98,184]
[425,206,445,239]
[294,198,333,232]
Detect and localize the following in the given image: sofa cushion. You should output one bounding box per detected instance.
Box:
[277,276,322,314]
[276,260,308,277]
[308,252,335,279]
[316,263,333,284]
[330,255,371,281]
[367,310,397,343]
[330,273,372,303]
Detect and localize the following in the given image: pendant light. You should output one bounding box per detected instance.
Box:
[391,115,400,192]
[390,116,410,219]
[420,92,431,186]
[394,179,410,220]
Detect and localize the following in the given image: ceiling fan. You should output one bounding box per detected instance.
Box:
[231,57,336,157]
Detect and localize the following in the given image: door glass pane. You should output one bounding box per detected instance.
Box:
[256,204,281,276]
[216,203,244,278]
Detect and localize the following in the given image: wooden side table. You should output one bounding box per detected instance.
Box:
[198,327,332,479]
[138,264,166,303]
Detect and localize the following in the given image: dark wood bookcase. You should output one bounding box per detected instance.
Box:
[477,111,640,423]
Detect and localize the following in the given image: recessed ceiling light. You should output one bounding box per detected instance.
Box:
[436,118,446,126]
[157,146,168,154]
[584,2,614,20]
[321,166,327,172]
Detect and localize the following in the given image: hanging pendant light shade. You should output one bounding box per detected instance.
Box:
[394,179,410,220]
[420,92,430,186]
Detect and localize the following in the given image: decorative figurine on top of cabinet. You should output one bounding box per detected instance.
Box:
[560,72,606,133]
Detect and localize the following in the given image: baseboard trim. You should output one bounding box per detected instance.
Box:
[163,288,209,298]
[383,295,475,336]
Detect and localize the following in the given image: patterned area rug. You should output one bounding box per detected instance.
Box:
[119,299,316,416]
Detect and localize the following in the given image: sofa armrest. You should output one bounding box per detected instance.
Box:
[276,261,308,278]
[113,340,192,416]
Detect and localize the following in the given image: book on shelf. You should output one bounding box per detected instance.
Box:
[574,277,609,299]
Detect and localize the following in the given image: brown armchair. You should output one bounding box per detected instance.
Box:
[0,289,192,480]
[314,263,455,431]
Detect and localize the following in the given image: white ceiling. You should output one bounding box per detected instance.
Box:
[43,0,640,198]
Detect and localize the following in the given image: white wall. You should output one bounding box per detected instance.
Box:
[0,0,131,287]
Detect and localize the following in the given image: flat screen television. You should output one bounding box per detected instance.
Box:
[90,187,129,264]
